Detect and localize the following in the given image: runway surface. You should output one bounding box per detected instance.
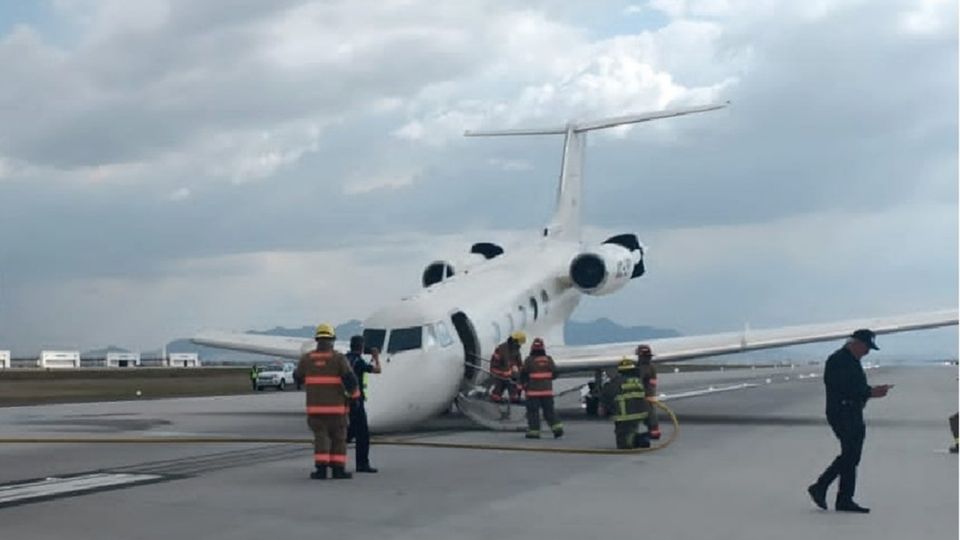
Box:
[0,365,956,539]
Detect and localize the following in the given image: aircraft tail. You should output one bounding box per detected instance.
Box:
[465,102,729,241]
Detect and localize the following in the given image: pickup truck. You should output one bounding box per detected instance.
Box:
[255,362,298,391]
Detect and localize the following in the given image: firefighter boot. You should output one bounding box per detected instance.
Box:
[331,466,353,480]
[635,433,651,448]
[310,465,328,480]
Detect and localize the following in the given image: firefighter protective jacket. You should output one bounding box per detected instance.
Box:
[490,341,522,379]
[612,376,648,423]
[296,349,360,416]
[520,353,557,397]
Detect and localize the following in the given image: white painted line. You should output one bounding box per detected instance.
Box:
[0,473,162,504]
[660,383,758,400]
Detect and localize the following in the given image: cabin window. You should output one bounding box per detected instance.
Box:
[387,326,423,353]
[517,306,527,327]
[491,322,501,344]
[530,297,539,320]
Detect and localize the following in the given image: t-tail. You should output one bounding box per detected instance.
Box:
[464,102,729,241]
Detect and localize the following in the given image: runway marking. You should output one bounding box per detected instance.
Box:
[0,472,166,508]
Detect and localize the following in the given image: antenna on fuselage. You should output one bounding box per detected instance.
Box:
[464,102,729,241]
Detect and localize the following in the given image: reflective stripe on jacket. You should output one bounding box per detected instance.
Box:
[490,342,522,378]
[296,350,359,416]
[521,354,556,397]
[614,377,648,422]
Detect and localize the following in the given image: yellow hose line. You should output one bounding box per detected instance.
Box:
[0,402,679,456]
[375,401,679,455]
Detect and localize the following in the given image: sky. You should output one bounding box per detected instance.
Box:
[0,0,956,358]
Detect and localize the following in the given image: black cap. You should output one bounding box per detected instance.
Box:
[349,335,364,351]
[850,329,879,350]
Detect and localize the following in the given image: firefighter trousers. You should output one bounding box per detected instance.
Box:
[307,415,348,467]
[614,420,650,449]
[526,396,562,435]
[645,400,660,432]
[491,379,520,402]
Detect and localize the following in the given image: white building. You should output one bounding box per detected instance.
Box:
[39,350,81,369]
[0,350,10,369]
[168,352,200,368]
[106,352,140,368]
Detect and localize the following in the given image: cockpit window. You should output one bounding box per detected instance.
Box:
[434,321,454,348]
[387,326,422,353]
[362,328,386,354]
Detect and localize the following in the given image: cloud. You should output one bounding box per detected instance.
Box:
[167,187,191,201]
[898,0,954,36]
[487,158,533,172]
[342,169,419,195]
[0,230,530,352]
[0,0,954,353]
[393,15,739,144]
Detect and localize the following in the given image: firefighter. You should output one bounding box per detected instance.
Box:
[249,364,258,391]
[489,331,525,403]
[294,323,360,480]
[520,337,564,439]
[636,344,661,440]
[611,358,650,449]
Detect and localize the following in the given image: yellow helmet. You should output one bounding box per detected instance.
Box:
[510,331,527,345]
[315,323,336,340]
[617,357,637,372]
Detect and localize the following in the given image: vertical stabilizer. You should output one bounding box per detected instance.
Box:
[464,102,728,242]
[546,126,584,240]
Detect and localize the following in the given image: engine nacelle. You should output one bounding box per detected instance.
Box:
[569,235,644,296]
[422,242,505,288]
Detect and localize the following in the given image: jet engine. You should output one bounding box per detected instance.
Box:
[422,242,505,287]
[568,234,645,296]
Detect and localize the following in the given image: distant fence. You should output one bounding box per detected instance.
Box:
[0,367,247,381]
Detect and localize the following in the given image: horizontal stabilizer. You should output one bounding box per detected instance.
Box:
[463,102,729,137]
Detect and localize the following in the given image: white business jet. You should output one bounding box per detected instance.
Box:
[195,104,958,432]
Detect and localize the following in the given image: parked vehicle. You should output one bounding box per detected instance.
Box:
[255,362,297,391]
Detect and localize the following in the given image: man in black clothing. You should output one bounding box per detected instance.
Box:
[345,335,381,473]
[808,329,892,514]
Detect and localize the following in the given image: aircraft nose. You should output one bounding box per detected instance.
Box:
[363,351,419,431]
[363,348,462,432]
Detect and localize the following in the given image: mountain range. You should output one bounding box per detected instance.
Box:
[154,318,680,364]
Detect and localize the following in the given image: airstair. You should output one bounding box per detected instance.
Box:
[456,388,528,432]
[456,360,528,431]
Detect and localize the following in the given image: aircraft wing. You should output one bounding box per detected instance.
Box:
[192,331,347,359]
[550,309,957,372]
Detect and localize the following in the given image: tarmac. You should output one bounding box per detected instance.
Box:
[0,364,956,539]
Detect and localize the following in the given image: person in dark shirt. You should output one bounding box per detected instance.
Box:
[949,412,958,454]
[807,329,892,514]
[345,335,381,473]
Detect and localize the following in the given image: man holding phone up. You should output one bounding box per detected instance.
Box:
[808,329,893,514]
[346,335,382,473]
